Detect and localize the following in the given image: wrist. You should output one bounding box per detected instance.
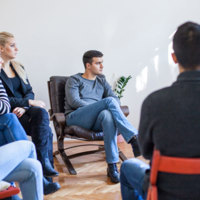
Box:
[28,99,33,106]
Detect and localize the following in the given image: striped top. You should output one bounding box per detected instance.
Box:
[0,79,10,115]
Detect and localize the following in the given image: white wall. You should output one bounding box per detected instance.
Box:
[0,0,199,135]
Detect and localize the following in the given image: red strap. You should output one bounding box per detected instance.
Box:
[0,186,20,199]
[159,155,200,174]
[148,150,200,200]
[146,185,158,200]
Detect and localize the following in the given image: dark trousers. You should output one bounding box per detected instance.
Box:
[19,106,54,167]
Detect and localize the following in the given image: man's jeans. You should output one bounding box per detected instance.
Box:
[120,158,150,200]
[66,97,138,163]
[0,113,27,146]
[1,141,43,200]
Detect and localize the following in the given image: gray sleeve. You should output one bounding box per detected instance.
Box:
[103,79,120,105]
[65,77,88,109]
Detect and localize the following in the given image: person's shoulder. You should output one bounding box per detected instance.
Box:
[143,86,171,105]
[97,74,106,79]
[96,74,106,83]
[67,73,82,85]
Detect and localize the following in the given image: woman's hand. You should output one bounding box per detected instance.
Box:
[28,99,46,108]
[12,107,26,118]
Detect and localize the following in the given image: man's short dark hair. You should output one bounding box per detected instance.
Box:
[173,21,200,69]
[82,50,103,68]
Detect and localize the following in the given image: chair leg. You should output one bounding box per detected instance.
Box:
[57,135,77,175]
[119,148,127,161]
[59,149,77,175]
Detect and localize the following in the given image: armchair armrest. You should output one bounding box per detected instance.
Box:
[50,113,66,128]
[120,105,129,117]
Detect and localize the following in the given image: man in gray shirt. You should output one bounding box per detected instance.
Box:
[64,50,139,183]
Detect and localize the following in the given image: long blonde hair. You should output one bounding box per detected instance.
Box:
[0,31,28,84]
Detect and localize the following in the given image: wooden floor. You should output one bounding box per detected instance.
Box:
[44,140,143,200]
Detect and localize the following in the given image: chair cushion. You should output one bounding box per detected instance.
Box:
[64,125,104,141]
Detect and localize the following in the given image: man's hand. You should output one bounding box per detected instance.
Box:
[12,107,26,118]
[28,100,46,108]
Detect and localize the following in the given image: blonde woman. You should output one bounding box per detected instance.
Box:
[0,32,60,187]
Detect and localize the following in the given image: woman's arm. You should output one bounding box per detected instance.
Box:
[0,80,10,115]
[8,77,34,108]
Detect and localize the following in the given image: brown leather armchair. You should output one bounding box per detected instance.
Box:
[48,76,128,175]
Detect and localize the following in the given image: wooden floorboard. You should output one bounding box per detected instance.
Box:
[44,140,145,200]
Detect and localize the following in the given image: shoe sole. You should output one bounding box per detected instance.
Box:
[43,173,59,178]
[44,185,61,195]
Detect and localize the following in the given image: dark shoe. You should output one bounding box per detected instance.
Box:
[43,177,61,195]
[42,158,59,177]
[129,135,141,157]
[107,163,120,183]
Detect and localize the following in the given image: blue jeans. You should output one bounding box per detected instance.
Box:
[19,107,54,168]
[66,97,138,163]
[0,141,43,200]
[0,113,28,146]
[120,158,150,200]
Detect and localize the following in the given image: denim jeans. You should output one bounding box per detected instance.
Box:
[120,158,150,200]
[0,113,28,146]
[0,141,43,200]
[66,97,138,163]
[19,106,54,168]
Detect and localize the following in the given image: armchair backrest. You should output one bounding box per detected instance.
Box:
[147,150,200,200]
[48,76,69,114]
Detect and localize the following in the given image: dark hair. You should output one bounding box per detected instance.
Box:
[173,21,200,69]
[82,50,103,68]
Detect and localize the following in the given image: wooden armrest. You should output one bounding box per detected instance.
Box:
[50,113,66,128]
[120,105,129,117]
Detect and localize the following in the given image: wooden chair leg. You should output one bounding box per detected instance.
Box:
[59,149,77,175]
[119,148,127,161]
[54,138,127,174]
[56,135,77,175]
